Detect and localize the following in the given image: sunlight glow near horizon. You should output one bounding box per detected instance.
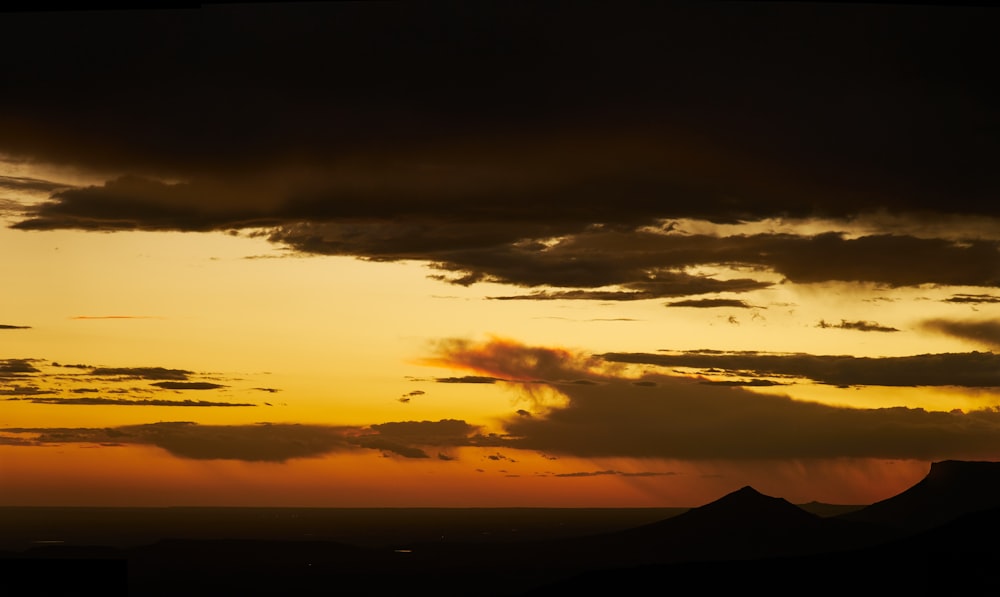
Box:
[0,443,931,508]
[2,221,997,506]
[3,167,999,507]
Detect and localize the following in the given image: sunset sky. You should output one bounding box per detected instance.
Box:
[2,2,999,508]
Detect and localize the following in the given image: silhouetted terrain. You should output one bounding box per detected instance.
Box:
[839,460,1000,531]
[2,461,998,596]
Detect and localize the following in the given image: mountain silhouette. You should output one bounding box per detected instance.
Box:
[667,485,818,527]
[5,461,999,597]
[840,460,1000,532]
[520,475,1000,597]
[519,509,1000,597]
[606,485,888,563]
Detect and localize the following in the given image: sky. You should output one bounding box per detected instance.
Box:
[1,1,999,508]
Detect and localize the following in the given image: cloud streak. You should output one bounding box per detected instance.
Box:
[71,315,164,320]
[546,470,678,478]
[816,320,900,333]
[601,350,1000,388]
[88,367,193,380]
[2,418,483,463]
[665,299,755,309]
[0,359,40,378]
[920,319,1000,351]
[7,397,253,407]
[151,381,227,391]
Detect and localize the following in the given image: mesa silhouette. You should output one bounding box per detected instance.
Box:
[2,460,997,596]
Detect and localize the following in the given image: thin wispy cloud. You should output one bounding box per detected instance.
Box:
[7,397,254,407]
[943,294,1000,304]
[665,299,755,309]
[434,376,501,384]
[0,174,73,195]
[1,418,484,463]
[546,470,678,478]
[816,320,900,333]
[601,350,1000,388]
[71,315,164,320]
[151,381,227,391]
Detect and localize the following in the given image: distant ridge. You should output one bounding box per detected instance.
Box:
[840,460,1000,531]
[6,463,999,597]
[522,470,1000,597]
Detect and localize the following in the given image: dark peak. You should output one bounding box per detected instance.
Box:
[688,485,817,524]
[732,485,764,497]
[920,460,1000,494]
[709,485,779,505]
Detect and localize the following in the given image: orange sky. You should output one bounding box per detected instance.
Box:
[1,3,999,508]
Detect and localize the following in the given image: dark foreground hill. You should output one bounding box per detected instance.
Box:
[838,460,1000,531]
[2,460,997,596]
[523,506,1000,596]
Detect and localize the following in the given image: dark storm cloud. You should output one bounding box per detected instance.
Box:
[14,176,278,232]
[0,324,31,329]
[816,320,900,333]
[3,4,998,283]
[601,350,1000,388]
[273,227,1000,294]
[920,319,1000,351]
[753,233,1000,286]
[433,339,1000,460]
[151,381,226,390]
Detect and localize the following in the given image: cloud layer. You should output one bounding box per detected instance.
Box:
[601,350,1000,388]
[429,339,1000,461]
[3,4,998,298]
[920,319,1000,351]
[3,419,482,462]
